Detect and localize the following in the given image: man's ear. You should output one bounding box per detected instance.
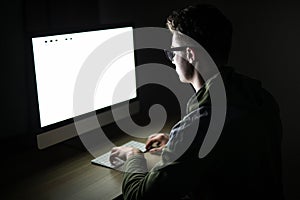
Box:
[186,47,196,64]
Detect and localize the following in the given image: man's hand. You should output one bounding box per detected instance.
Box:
[109,146,143,165]
[145,133,169,153]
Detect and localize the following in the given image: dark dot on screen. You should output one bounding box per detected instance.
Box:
[55,39,58,42]
[45,41,47,43]
[70,38,72,40]
[65,38,68,40]
[50,40,53,42]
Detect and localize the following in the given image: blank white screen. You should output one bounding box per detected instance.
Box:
[32,27,136,127]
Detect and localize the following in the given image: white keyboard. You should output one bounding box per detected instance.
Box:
[91,140,146,169]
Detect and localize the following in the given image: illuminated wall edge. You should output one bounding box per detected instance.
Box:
[37,100,139,149]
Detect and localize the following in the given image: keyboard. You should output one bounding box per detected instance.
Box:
[91,140,146,169]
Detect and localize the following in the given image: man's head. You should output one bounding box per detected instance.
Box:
[166,4,233,67]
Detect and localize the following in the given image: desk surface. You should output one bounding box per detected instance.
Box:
[2,121,172,200]
[4,142,123,200]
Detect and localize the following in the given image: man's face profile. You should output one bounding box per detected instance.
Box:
[171,32,194,84]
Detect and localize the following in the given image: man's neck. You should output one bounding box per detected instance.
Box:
[191,63,219,92]
[191,80,204,93]
[191,71,205,92]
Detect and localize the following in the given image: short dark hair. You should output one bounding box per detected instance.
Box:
[167,4,233,66]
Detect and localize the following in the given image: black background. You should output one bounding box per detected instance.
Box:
[1,0,299,199]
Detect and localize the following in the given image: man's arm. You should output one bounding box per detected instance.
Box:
[121,108,211,200]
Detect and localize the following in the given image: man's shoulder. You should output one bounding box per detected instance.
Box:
[221,66,279,111]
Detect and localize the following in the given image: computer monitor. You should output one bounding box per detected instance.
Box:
[29,25,139,149]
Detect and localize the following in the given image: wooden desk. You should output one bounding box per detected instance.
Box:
[2,144,118,199]
[2,118,175,200]
[2,136,161,200]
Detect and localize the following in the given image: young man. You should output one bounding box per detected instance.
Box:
[110,4,284,200]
